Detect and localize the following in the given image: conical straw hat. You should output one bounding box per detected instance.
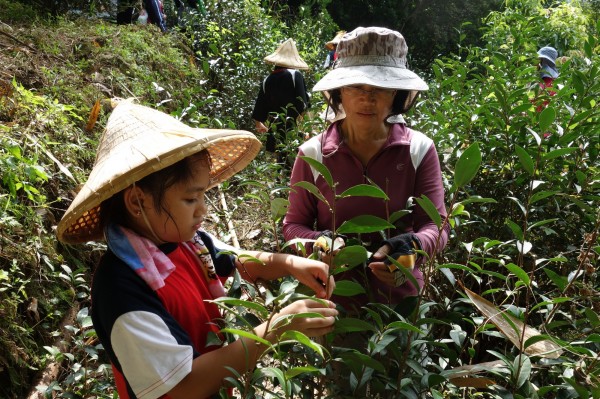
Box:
[264,38,309,70]
[325,30,346,50]
[57,99,261,244]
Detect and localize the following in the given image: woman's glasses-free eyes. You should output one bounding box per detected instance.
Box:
[342,86,396,99]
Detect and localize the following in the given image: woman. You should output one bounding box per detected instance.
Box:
[283,27,449,314]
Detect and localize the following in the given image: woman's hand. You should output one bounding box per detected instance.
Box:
[287,257,335,299]
[368,243,396,287]
[314,231,346,269]
[271,298,338,338]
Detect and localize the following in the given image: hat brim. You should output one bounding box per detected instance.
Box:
[313,65,428,92]
[538,54,556,66]
[57,121,260,244]
[264,55,309,70]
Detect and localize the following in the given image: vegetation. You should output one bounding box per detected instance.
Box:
[1,0,598,398]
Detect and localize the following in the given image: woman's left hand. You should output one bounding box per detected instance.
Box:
[368,244,396,287]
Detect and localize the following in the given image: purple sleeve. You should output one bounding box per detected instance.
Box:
[412,145,449,257]
[282,150,322,247]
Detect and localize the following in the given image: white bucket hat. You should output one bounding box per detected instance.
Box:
[264,38,309,70]
[538,46,558,66]
[57,99,261,244]
[313,27,428,93]
[538,46,559,79]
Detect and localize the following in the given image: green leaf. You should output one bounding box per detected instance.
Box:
[507,196,527,216]
[529,191,557,204]
[543,268,568,292]
[337,215,394,234]
[514,355,531,388]
[293,181,329,206]
[505,263,530,286]
[221,328,271,347]
[515,145,534,175]
[387,321,424,335]
[530,297,571,313]
[257,367,287,389]
[284,365,323,379]
[333,280,366,297]
[389,209,412,224]
[279,330,325,358]
[458,196,497,205]
[333,245,368,267]
[452,142,482,190]
[415,195,442,228]
[338,350,386,372]
[338,184,389,200]
[505,218,523,241]
[542,147,578,161]
[211,298,268,317]
[527,218,558,230]
[298,155,333,188]
[333,317,378,333]
[526,127,542,146]
[270,197,289,221]
[539,106,555,133]
[584,308,600,328]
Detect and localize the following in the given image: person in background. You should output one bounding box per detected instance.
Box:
[536,46,559,109]
[143,0,167,32]
[321,30,346,124]
[56,100,337,399]
[322,30,345,69]
[252,38,311,170]
[283,27,449,315]
[538,46,559,90]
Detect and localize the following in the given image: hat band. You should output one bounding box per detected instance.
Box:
[336,55,407,69]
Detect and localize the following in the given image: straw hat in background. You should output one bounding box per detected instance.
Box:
[264,38,309,70]
[57,99,261,244]
[325,30,346,50]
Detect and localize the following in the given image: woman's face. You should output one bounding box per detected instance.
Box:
[340,84,396,128]
[140,160,210,244]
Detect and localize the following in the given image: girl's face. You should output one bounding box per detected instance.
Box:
[141,160,210,244]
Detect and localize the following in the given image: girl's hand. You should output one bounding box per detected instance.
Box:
[287,257,335,299]
[272,299,338,338]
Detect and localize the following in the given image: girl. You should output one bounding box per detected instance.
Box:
[57,100,337,399]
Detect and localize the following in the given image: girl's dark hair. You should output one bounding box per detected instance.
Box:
[326,88,420,118]
[99,150,211,231]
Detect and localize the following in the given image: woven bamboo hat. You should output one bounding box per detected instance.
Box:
[325,30,346,50]
[264,38,309,70]
[57,99,261,244]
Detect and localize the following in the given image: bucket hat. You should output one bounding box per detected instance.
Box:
[537,46,559,79]
[325,30,346,50]
[537,46,558,66]
[313,27,428,93]
[57,99,261,244]
[264,38,309,70]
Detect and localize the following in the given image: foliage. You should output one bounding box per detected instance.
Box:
[484,0,589,56]
[326,0,505,69]
[1,0,599,398]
